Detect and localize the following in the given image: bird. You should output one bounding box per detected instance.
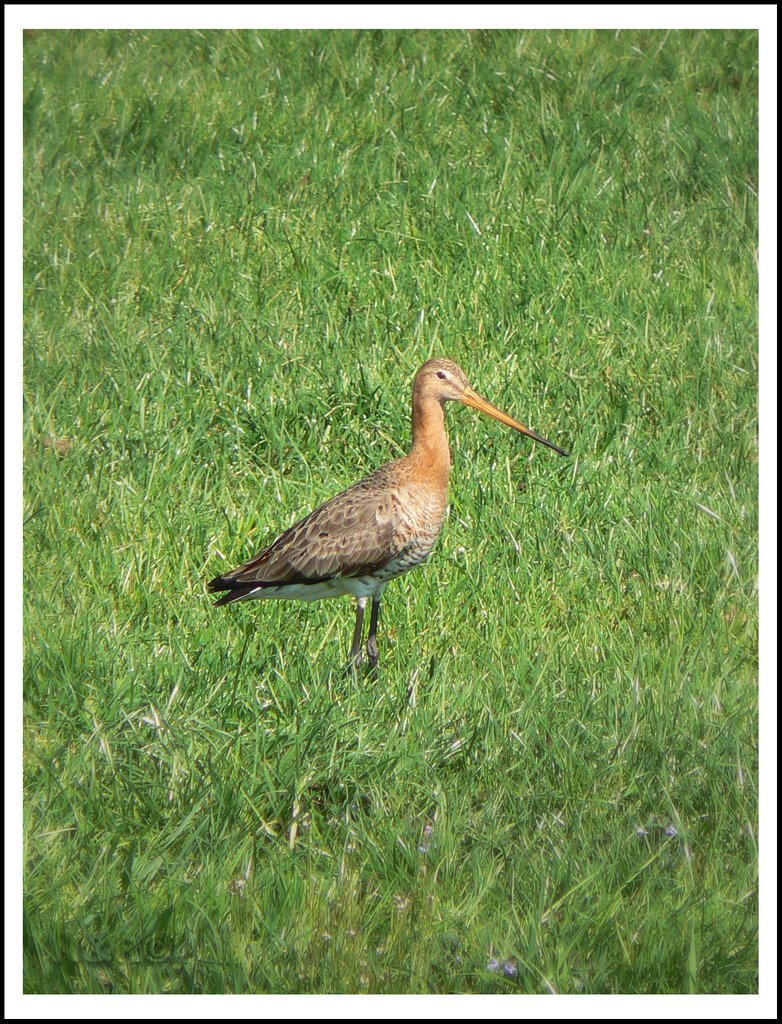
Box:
[208,358,569,669]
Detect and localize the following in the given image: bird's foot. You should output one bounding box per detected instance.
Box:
[344,645,379,678]
[344,650,366,677]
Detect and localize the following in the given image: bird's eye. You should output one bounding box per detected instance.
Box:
[437,371,448,380]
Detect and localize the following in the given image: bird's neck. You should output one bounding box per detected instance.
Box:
[409,394,452,488]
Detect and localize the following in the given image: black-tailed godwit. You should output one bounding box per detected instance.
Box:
[208,359,569,668]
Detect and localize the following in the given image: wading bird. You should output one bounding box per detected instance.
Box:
[208,359,569,668]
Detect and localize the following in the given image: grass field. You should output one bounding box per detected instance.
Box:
[22,29,758,994]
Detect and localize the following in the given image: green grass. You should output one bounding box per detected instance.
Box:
[23,29,758,994]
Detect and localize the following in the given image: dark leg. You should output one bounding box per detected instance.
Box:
[366,597,381,669]
[348,597,368,667]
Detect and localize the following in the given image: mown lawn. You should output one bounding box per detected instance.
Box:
[23,28,758,993]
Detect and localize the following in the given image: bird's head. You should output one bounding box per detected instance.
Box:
[414,358,570,457]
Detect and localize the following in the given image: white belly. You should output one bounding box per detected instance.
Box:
[229,575,387,603]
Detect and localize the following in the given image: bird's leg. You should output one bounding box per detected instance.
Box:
[366,597,381,670]
[348,596,369,669]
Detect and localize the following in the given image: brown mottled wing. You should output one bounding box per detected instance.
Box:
[208,463,406,601]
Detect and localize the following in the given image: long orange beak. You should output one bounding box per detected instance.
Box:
[461,386,570,457]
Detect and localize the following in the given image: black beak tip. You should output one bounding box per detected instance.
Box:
[543,438,570,457]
